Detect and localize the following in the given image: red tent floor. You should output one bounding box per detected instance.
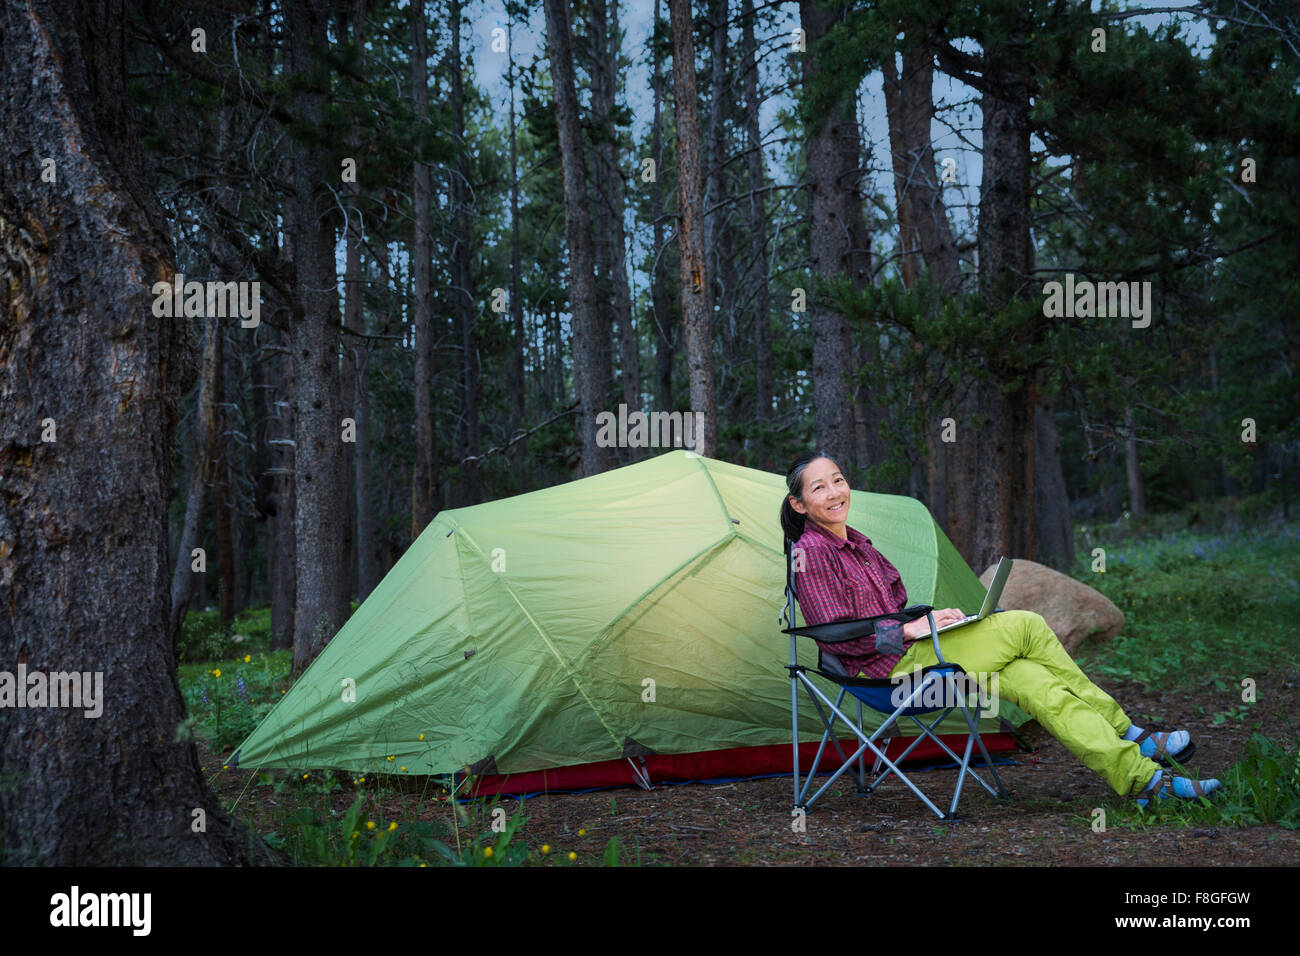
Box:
[465,732,1019,797]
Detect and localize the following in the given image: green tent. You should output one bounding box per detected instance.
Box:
[232,450,1025,791]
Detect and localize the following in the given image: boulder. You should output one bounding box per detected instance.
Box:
[978,558,1125,654]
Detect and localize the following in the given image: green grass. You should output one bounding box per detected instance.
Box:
[1070,520,1300,691]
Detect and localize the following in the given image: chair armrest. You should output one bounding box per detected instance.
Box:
[781,604,934,644]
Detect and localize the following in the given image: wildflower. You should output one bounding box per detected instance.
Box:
[243,654,251,663]
[366,821,376,830]
[302,773,309,779]
[484,847,494,859]
[359,777,366,783]
[388,822,397,832]
[578,828,586,836]
[212,668,221,678]
[352,831,359,840]
[419,733,425,741]
[400,766,407,772]
[387,755,395,762]
[542,844,551,854]
[568,851,577,861]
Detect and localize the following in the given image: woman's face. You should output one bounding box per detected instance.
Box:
[789,457,849,530]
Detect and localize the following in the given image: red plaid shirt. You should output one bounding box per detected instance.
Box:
[792,518,910,678]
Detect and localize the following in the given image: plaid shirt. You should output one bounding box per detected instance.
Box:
[792,518,910,678]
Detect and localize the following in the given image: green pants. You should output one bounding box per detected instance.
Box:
[889,609,1160,796]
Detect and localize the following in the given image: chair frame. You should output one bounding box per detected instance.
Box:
[781,540,1009,820]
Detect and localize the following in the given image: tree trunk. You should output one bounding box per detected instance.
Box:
[590,0,640,448]
[170,315,221,641]
[0,0,271,864]
[545,0,615,476]
[800,0,875,479]
[741,0,771,423]
[669,0,718,455]
[287,0,350,672]
[883,39,962,520]
[506,19,529,493]
[652,0,675,415]
[411,0,436,532]
[449,0,482,503]
[949,36,1040,574]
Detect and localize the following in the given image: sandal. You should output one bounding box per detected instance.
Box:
[1134,771,1221,810]
[1130,728,1196,766]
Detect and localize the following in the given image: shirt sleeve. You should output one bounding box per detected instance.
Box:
[794,543,880,658]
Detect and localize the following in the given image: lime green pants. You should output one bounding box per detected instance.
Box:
[889,609,1160,796]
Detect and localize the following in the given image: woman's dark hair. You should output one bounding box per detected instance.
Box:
[780,450,837,543]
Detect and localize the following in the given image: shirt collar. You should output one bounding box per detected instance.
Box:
[801,518,870,551]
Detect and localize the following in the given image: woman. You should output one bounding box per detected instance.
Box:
[780,450,1222,808]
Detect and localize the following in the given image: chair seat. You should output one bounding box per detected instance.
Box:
[843,664,964,717]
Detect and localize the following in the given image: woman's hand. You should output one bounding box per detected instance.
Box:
[901,608,965,640]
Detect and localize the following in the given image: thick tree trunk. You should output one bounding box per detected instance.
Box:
[287,0,350,672]
[741,0,771,423]
[411,0,436,532]
[506,20,529,493]
[0,0,271,864]
[948,39,1043,573]
[449,0,482,503]
[545,0,615,475]
[800,0,876,479]
[669,0,718,455]
[652,0,675,415]
[883,40,962,520]
[590,0,640,448]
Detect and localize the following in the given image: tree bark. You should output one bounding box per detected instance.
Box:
[449,0,482,503]
[590,0,640,449]
[0,0,272,864]
[506,19,529,492]
[411,0,436,532]
[652,0,676,416]
[670,0,718,455]
[545,0,615,475]
[286,0,350,672]
[800,0,875,479]
[741,0,771,423]
[170,315,221,641]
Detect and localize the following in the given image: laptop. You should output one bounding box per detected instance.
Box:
[931,556,1014,634]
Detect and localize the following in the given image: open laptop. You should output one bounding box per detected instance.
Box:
[931,556,1014,634]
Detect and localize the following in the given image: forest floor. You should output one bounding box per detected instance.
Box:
[200,662,1300,866]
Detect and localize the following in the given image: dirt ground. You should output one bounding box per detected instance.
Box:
[201,666,1300,866]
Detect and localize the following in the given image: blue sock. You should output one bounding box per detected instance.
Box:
[1141,769,1162,792]
[1123,723,1143,742]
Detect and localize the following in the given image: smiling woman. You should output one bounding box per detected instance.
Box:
[778,450,1224,809]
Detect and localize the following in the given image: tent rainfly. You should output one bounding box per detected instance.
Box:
[232,451,1026,794]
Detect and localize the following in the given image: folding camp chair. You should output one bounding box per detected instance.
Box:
[781,539,1008,820]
